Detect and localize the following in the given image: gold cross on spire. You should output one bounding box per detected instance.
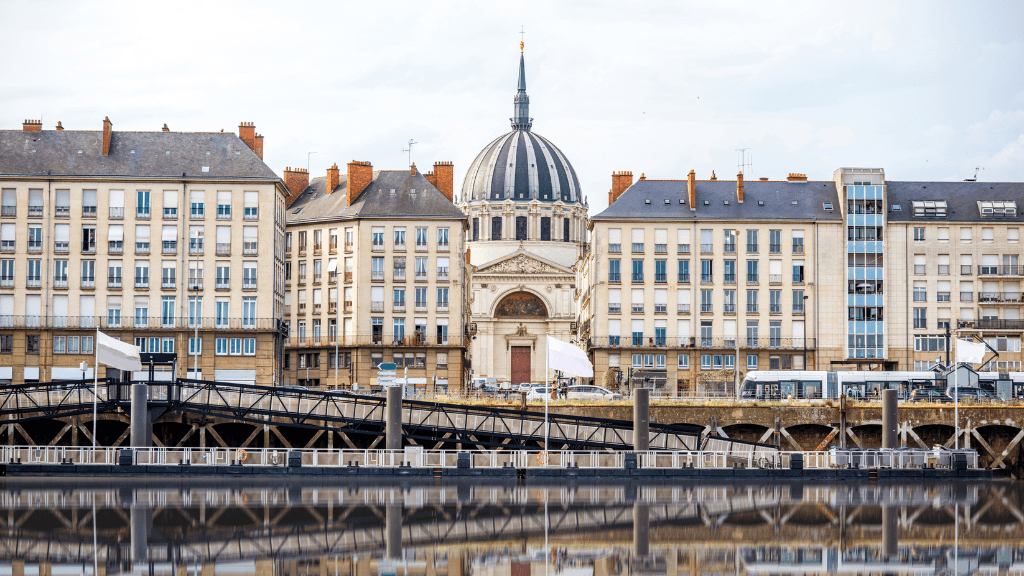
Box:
[520,26,525,53]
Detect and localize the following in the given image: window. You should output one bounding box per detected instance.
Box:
[960,227,972,242]
[137,190,151,218]
[977,200,1017,217]
[472,218,479,241]
[700,355,712,370]
[135,224,150,254]
[982,227,994,242]
[28,225,42,252]
[631,259,644,283]
[746,260,759,284]
[134,261,149,289]
[189,190,205,218]
[0,223,13,252]
[678,259,690,283]
[515,216,527,241]
[26,259,41,288]
[230,338,242,355]
[937,227,949,242]
[437,288,449,311]
[161,296,175,327]
[243,338,256,355]
[82,189,98,217]
[678,354,689,369]
[188,337,202,355]
[609,259,621,283]
[81,260,96,288]
[54,224,70,253]
[914,336,947,352]
[792,290,805,313]
[107,190,124,218]
[163,190,178,219]
[216,191,231,219]
[632,229,645,253]
[791,230,804,253]
[913,281,927,302]
[700,289,713,314]
[437,227,449,250]
[792,260,804,283]
[913,200,948,217]
[216,338,229,355]
[393,227,406,250]
[914,227,925,241]
[242,262,257,289]
[677,229,690,254]
[913,308,927,329]
[491,217,502,240]
[608,229,622,253]
[372,256,384,280]
[701,259,712,283]
[769,290,781,314]
[914,255,926,275]
[243,226,257,255]
[1,189,15,217]
[746,289,758,313]
[437,257,449,281]
[242,297,256,328]
[723,289,736,313]
[631,289,644,313]
[1009,228,1020,243]
[243,191,258,219]
[769,230,781,253]
[746,229,758,253]
[0,259,13,287]
[631,319,644,346]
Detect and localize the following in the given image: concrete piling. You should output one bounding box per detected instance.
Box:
[633,388,650,452]
[633,499,650,557]
[130,383,149,448]
[386,502,402,559]
[882,389,898,449]
[386,386,402,451]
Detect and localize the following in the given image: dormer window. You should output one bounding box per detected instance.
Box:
[891,204,901,211]
[823,202,833,210]
[978,200,1016,217]
[912,200,947,217]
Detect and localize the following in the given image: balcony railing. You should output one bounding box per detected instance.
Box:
[631,304,644,313]
[27,276,41,288]
[769,244,781,254]
[747,274,759,284]
[216,280,230,289]
[437,271,449,281]
[414,271,427,281]
[135,242,149,254]
[135,278,149,289]
[28,241,42,253]
[436,303,449,312]
[769,274,782,284]
[677,244,690,254]
[588,336,816,349]
[960,292,974,302]
[701,274,713,283]
[1,277,15,288]
[188,280,203,291]
[1,206,15,217]
[677,304,690,313]
[162,279,176,289]
[632,243,644,253]
[746,244,758,253]
[723,243,736,254]
[437,242,449,252]
[724,274,736,284]
[162,241,177,255]
[609,304,621,313]
[415,242,428,252]
[83,206,97,218]
[216,243,231,256]
[371,270,384,281]
[107,277,122,289]
[242,280,257,290]
[243,242,257,255]
[978,291,1023,303]
[393,303,406,313]
[81,278,95,288]
[394,270,407,281]
[632,273,644,283]
[654,244,667,254]
[700,244,714,254]
[371,301,384,312]
[609,273,621,283]
[654,273,666,283]
[959,318,1024,331]
[109,207,123,219]
[792,243,804,254]
[54,241,69,254]
[285,334,466,348]
[678,273,690,283]
[747,304,759,313]
[700,304,713,313]
[372,242,384,252]
[723,304,736,313]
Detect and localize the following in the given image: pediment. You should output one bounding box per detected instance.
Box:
[475,250,572,276]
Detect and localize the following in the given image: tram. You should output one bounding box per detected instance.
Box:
[740,370,1024,400]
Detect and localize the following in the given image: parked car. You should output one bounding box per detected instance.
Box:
[908,388,953,403]
[526,386,554,401]
[567,385,622,400]
[948,387,1000,402]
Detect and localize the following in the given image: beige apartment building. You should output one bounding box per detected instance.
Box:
[884,180,1024,371]
[0,119,288,384]
[282,161,469,393]
[577,170,846,394]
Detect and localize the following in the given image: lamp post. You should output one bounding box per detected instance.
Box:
[802,294,809,370]
[192,230,203,378]
[334,307,339,390]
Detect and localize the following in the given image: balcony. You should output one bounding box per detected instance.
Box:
[769,305,782,314]
[1,206,15,217]
[938,265,950,275]
[1,241,15,253]
[979,291,1023,304]
[654,273,666,283]
[345,242,354,252]
[298,245,307,256]
[188,280,203,291]
[345,301,353,313]
[216,279,230,289]
[678,273,690,283]
[83,206,97,218]
[243,242,257,255]
[135,242,149,255]
[27,276,41,288]
[769,244,781,254]
[345,271,353,282]
[162,279,176,289]
[28,241,42,253]
[631,273,644,283]
[242,280,257,291]
[437,242,449,252]
[136,207,150,219]
[609,304,621,313]
[723,304,736,314]
[188,242,203,255]
[655,244,667,254]
[793,275,805,285]
[217,207,231,220]
[723,243,736,254]
[937,292,951,302]
[677,304,690,313]
[700,244,714,254]
[372,270,384,281]
[746,274,759,284]
[393,303,406,313]
[329,302,337,313]
[960,318,1024,331]
[654,304,667,313]
[190,208,204,220]
[109,207,123,219]
[631,304,644,313]
[747,304,759,313]
[769,274,782,284]
[792,305,805,314]
[243,208,258,220]
[416,242,428,252]
[162,241,177,255]
[81,278,95,289]
[700,274,713,284]
[216,243,231,256]
[393,242,405,252]
[371,301,384,312]
[313,304,321,315]
[0,277,13,288]
[394,270,407,281]
[438,270,449,282]
[677,244,690,254]
[297,274,306,285]
[372,242,385,252]
[436,303,449,312]
[608,273,621,283]
[960,292,974,302]
[54,241,69,254]
[135,278,149,289]
[313,244,322,255]
[746,244,758,254]
[632,243,644,253]
[107,241,122,255]
[700,304,712,314]
[163,208,177,219]
[414,271,427,281]
[107,277,122,289]
[724,273,736,284]
[792,243,805,254]
[588,336,816,349]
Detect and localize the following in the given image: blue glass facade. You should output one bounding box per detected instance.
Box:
[846,184,886,359]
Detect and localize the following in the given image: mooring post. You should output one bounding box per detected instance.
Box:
[633,387,650,452]
[633,497,650,557]
[386,385,402,451]
[130,382,150,448]
[839,395,847,449]
[130,502,150,562]
[386,502,402,559]
[882,389,898,449]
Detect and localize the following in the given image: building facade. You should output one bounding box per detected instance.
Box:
[282,161,469,393]
[459,45,588,385]
[0,119,287,384]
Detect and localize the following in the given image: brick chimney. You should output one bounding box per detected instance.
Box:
[687,169,696,210]
[22,120,42,131]
[283,167,309,206]
[736,172,744,203]
[787,173,808,182]
[162,123,170,132]
[426,161,455,202]
[710,171,717,181]
[55,121,63,131]
[253,134,264,160]
[347,161,373,206]
[609,171,633,205]
[102,116,112,156]
[326,164,340,194]
[238,121,255,148]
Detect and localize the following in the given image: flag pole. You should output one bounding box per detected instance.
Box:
[954,337,959,450]
[544,338,549,460]
[92,327,99,448]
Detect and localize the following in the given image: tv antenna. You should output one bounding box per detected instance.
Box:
[402,139,418,167]
[974,166,985,180]
[735,148,753,175]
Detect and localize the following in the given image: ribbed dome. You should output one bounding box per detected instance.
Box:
[462,129,582,204]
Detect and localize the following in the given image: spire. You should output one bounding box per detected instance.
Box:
[511,40,532,131]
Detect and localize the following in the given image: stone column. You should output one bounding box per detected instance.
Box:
[634,388,650,451]
[882,389,898,449]
[386,386,402,451]
[130,383,149,448]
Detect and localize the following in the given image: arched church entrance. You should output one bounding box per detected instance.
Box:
[495,292,548,384]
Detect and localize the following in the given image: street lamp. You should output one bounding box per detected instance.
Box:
[802,294,809,370]
[192,230,203,378]
[334,304,340,390]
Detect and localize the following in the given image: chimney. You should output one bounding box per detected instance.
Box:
[428,161,454,202]
[102,116,112,156]
[55,121,63,131]
[22,120,42,132]
[238,121,257,153]
[759,177,769,181]
[787,173,808,182]
[609,171,633,205]
[282,167,309,206]
[710,171,717,181]
[162,123,170,132]
[347,161,373,206]
[253,134,264,160]
[736,172,744,203]
[410,162,418,176]
[326,164,340,194]
[687,169,696,210]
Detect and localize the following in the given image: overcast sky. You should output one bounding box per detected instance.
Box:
[2,1,1022,214]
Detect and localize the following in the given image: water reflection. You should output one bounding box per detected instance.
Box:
[0,480,1020,575]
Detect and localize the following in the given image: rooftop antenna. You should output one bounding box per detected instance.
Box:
[520,26,525,52]
[735,148,753,175]
[307,151,317,174]
[402,139,418,168]
[974,166,985,180]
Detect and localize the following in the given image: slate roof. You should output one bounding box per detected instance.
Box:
[0,129,278,180]
[592,179,841,222]
[287,169,467,224]
[886,181,1024,223]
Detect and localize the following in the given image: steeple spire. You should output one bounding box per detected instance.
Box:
[511,38,532,131]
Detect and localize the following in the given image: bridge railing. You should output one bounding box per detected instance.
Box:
[0,445,979,470]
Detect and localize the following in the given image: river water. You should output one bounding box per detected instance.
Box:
[0,478,1020,575]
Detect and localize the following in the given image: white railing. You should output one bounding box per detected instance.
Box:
[0,446,979,471]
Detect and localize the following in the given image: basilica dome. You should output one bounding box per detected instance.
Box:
[461,49,583,205]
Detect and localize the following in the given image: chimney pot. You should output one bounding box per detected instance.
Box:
[786,173,808,182]
[55,121,63,131]
[162,123,169,132]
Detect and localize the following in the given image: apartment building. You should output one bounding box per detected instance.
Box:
[282,161,469,393]
[0,119,288,384]
[885,179,1024,371]
[577,170,845,394]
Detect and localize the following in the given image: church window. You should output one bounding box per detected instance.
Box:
[516,216,528,241]
[472,218,479,241]
[491,217,502,240]
[564,218,571,242]
[540,217,551,241]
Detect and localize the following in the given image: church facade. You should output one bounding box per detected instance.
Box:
[459,45,589,385]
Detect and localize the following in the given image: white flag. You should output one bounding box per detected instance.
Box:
[956,338,986,365]
[96,330,143,372]
[546,335,594,377]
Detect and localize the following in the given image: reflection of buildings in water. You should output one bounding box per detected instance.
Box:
[0,482,1020,576]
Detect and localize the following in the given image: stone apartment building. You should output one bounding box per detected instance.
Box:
[0,119,288,384]
[281,161,469,393]
[577,170,846,394]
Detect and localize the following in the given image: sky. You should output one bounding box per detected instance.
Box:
[1,1,1022,215]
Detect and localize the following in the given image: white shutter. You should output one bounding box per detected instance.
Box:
[631,319,644,333]
[608,289,621,305]
[217,191,231,205]
[53,295,68,317]
[677,320,690,338]
[162,225,177,241]
[769,260,782,275]
[982,254,998,265]
[1,189,14,206]
[313,289,321,305]
[436,318,449,326]
[189,226,202,239]
[297,290,306,304]
[1,224,14,241]
[961,308,975,321]
[654,289,667,305]
[107,225,123,241]
[190,191,204,205]
[792,321,805,340]
[961,254,972,266]
[608,320,620,336]
[654,229,667,244]
[55,224,70,242]
[244,191,258,208]
[938,281,951,292]
[55,190,70,208]
[724,319,736,338]
[631,229,644,243]
[135,225,150,241]
[79,295,94,316]
[163,190,178,208]
[608,229,621,244]
[26,295,41,317]
[677,229,690,243]
[0,295,13,315]
[960,227,972,241]
[678,289,690,304]
[216,226,230,243]
[371,286,384,301]
[792,230,804,240]
[28,189,43,208]
[243,226,257,241]
[108,190,124,208]
[938,227,950,241]
[284,292,291,306]
[83,189,97,206]
[631,289,644,304]
[939,255,950,266]
[327,259,337,272]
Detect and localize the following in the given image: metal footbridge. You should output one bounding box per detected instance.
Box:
[0,379,767,452]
